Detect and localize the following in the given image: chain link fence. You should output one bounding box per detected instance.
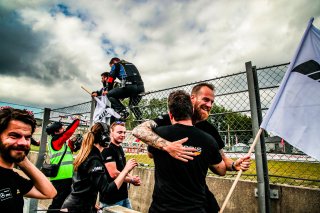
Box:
[31,61,319,189]
[125,62,319,189]
[31,101,93,143]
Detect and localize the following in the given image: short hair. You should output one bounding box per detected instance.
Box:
[191,83,215,95]
[0,107,37,135]
[109,57,121,65]
[110,121,125,132]
[168,90,193,121]
[101,72,109,77]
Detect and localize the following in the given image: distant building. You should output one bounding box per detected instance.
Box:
[248,136,295,153]
[230,143,249,152]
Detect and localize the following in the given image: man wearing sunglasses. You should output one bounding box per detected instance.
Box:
[100,122,141,209]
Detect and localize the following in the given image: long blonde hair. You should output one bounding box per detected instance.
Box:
[73,123,104,171]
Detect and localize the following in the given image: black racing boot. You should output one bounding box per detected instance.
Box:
[119,109,129,121]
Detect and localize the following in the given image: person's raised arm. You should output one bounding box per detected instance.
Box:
[92,159,137,199]
[112,158,138,189]
[132,120,197,162]
[52,119,80,151]
[18,158,57,199]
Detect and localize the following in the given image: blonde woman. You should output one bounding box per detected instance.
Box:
[61,122,137,213]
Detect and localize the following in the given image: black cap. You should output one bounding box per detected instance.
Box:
[46,122,63,136]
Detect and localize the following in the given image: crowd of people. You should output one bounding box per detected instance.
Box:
[0,57,251,213]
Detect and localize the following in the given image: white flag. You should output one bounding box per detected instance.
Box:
[260,18,320,161]
[93,96,120,125]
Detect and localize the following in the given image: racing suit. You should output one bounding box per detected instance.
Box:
[107,60,145,121]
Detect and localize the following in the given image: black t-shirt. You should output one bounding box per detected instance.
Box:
[154,114,225,150]
[0,166,33,213]
[62,146,117,212]
[100,143,128,204]
[148,124,222,212]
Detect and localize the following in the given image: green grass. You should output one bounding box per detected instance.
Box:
[126,154,320,188]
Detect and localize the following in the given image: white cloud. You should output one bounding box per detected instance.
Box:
[0,0,319,108]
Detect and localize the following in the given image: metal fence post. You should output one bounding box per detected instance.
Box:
[29,107,51,212]
[90,97,95,126]
[245,62,268,213]
[252,66,271,212]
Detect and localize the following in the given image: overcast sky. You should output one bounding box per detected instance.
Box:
[0,0,319,109]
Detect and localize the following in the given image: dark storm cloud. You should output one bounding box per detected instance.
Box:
[0,9,44,76]
[0,6,81,85]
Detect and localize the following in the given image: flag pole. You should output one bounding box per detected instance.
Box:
[219,128,263,213]
[81,85,92,95]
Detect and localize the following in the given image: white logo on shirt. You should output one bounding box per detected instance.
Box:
[0,188,13,201]
[92,166,103,172]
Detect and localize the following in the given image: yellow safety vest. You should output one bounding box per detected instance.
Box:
[48,139,74,181]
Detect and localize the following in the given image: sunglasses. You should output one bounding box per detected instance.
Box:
[115,121,125,124]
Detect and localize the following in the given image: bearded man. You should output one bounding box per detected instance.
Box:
[133,83,251,212]
[0,107,56,212]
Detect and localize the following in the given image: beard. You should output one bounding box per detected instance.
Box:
[0,141,30,163]
[192,103,210,124]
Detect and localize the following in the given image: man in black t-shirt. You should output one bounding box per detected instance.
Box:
[133,83,251,212]
[100,121,141,209]
[133,83,250,170]
[0,107,56,213]
[154,114,225,150]
[148,90,226,213]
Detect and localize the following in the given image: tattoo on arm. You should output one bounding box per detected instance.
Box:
[132,120,169,150]
[151,135,160,147]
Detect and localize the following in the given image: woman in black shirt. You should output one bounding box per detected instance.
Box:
[61,122,137,213]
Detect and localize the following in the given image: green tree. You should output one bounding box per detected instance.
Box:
[123,98,252,146]
[122,98,168,130]
[210,105,252,147]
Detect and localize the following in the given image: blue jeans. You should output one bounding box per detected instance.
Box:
[100,198,132,209]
